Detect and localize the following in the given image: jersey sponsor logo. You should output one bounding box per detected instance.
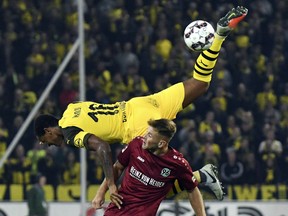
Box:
[130,166,165,187]
[137,156,145,162]
[160,168,171,177]
[119,102,127,123]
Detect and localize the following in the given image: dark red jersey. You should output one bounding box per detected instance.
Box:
[104,137,198,216]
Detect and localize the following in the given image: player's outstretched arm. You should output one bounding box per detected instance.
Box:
[188,187,206,216]
[86,135,118,197]
[182,6,248,108]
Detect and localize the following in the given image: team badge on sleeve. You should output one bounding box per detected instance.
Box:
[75,138,83,148]
[161,168,171,177]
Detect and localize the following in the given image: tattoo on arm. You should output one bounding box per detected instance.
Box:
[88,135,115,186]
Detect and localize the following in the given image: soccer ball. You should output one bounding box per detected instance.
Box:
[183,20,215,52]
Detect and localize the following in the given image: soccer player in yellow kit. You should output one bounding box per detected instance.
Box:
[34,6,248,204]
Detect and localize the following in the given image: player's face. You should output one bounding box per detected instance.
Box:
[142,126,162,151]
[38,128,64,147]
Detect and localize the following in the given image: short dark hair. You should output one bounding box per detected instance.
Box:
[34,114,59,137]
[147,119,177,140]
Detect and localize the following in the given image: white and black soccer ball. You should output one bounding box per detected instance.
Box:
[183,20,215,52]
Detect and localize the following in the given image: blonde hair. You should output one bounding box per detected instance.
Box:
[147,119,177,140]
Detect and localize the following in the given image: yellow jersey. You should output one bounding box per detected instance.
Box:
[59,83,184,148]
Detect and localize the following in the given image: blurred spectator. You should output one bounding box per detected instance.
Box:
[26,141,46,180]
[258,130,283,158]
[87,151,105,185]
[220,147,244,185]
[224,115,238,137]
[155,27,172,63]
[226,126,242,150]
[109,72,129,102]
[40,97,58,116]
[27,173,48,216]
[58,73,78,111]
[237,110,257,144]
[62,151,80,184]
[211,86,228,112]
[139,44,165,90]
[13,88,31,116]
[25,44,45,79]
[258,129,283,183]
[199,130,221,167]
[242,152,260,185]
[134,17,153,55]
[178,120,201,166]
[211,87,229,126]
[37,147,62,191]
[236,137,254,162]
[198,111,222,142]
[113,42,139,75]
[256,82,277,112]
[9,114,33,147]
[262,100,281,125]
[8,144,31,184]
[230,82,255,111]
[213,58,233,90]
[126,67,149,97]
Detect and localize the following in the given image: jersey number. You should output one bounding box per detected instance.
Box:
[88,104,119,122]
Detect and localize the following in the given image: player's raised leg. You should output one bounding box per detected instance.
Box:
[185,6,248,200]
[182,6,248,108]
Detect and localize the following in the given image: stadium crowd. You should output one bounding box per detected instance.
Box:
[0,0,288,199]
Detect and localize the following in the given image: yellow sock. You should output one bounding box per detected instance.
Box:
[166,179,183,198]
[193,35,225,82]
[166,171,203,198]
[193,170,201,183]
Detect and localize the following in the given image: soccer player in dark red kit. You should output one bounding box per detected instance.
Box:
[94,119,206,216]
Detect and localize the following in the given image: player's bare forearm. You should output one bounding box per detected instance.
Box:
[182,79,209,108]
[188,187,206,216]
[86,135,115,187]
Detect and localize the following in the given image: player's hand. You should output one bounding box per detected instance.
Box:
[110,192,123,209]
[91,192,105,209]
[109,184,123,209]
[92,182,111,209]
